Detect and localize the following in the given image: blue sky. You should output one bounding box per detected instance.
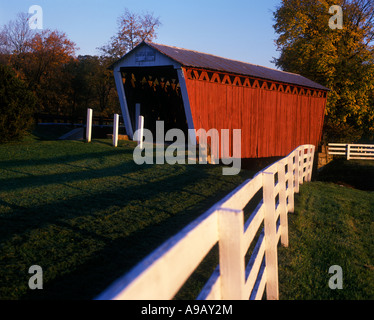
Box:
[0,0,281,68]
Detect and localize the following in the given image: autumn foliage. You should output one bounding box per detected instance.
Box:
[0,9,161,141]
[273,0,374,141]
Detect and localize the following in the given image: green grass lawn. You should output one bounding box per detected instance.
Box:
[279,160,374,300]
[0,130,253,300]
[1,129,373,300]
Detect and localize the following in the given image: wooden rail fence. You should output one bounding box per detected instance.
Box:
[328,143,374,160]
[96,144,316,300]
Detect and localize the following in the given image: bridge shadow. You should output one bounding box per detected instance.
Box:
[16,165,245,300]
[316,159,374,191]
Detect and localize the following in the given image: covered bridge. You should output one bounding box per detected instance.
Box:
[110,41,328,159]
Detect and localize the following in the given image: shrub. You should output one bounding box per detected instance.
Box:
[0,64,37,142]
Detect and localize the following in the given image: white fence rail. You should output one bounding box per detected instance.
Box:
[328,143,374,160]
[96,145,316,300]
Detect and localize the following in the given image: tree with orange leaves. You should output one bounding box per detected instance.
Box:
[14,29,77,113]
[23,30,77,86]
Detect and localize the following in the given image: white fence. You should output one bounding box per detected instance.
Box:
[328,143,374,160]
[96,145,315,300]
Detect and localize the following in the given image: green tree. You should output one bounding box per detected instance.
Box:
[0,64,37,142]
[65,55,120,119]
[273,0,374,141]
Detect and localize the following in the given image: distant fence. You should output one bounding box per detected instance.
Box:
[35,113,119,126]
[96,145,315,300]
[328,143,374,160]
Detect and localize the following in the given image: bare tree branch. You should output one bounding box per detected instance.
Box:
[1,12,35,54]
[98,8,161,59]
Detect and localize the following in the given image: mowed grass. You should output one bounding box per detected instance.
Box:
[279,160,374,300]
[1,130,373,300]
[0,131,253,300]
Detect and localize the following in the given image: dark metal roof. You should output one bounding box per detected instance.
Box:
[114,41,329,91]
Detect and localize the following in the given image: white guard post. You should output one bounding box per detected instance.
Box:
[86,108,93,143]
[113,114,119,147]
[138,115,144,150]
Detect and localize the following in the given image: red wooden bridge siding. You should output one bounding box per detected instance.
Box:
[111,41,329,159]
[184,68,327,159]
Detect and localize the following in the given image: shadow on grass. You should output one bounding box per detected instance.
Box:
[15,166,240,300]
[0,156,139,192]
[0,147,134,169]
[0,135,254,300]
[317,159,374,191]
[0,164,205,244]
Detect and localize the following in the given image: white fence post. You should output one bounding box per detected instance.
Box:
[294,148,300,193]
[86,108,93,143]
[218,208,245,300]
[347,144,351,160]
[287,152,295,213]
[308,146,315,182]
[137,116,144,150]
[113,114,119,147]
[262,171,279,300]
[277,161,289,247]
[305,146,311,182]
[299,146,305,184]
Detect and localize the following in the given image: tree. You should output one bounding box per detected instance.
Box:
[1,12,121,119]
[0,64,37,143]
[22,29,77,87]
[0,12,34,55]
[0,12,78,114]
[16,29,78,113]
[65,55,120,119]
[100,8,161,59]
[91,55,120,116]
[273,0,374,141]
[0,12,36,73]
